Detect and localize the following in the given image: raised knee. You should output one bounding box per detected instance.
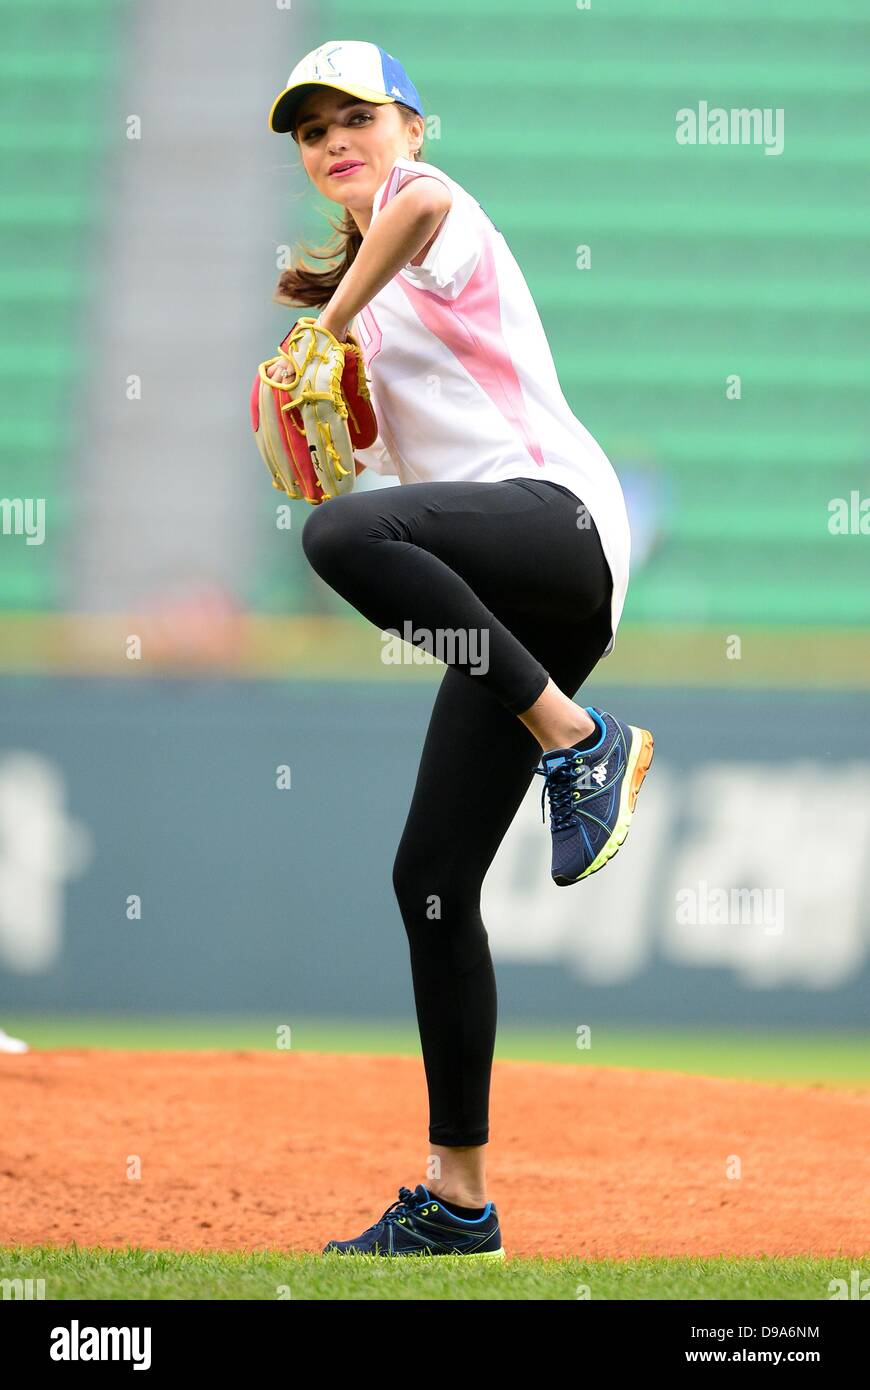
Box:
[300,499,349,575]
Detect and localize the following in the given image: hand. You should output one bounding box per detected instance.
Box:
[266,358,292,382]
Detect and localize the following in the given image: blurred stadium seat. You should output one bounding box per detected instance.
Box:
[0,0,867,667]
[325,0,870,627]
[0,0,128,608]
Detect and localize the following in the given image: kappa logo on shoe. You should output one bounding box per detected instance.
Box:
[590,761,608,787]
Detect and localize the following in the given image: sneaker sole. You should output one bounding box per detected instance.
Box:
[322,1247,506,1260]
[554,725,654,885]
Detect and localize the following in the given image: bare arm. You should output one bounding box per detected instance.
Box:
[319,179,451,339]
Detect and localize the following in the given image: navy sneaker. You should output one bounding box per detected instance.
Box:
[534,706,654,885]
[322,1184,505,1259]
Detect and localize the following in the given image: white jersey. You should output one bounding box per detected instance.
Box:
[351,156,630,655]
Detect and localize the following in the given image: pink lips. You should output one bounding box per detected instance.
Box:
[330,162,364,178]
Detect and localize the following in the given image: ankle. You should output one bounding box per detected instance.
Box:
[427,1183,487,1208]
[540,714,596,753]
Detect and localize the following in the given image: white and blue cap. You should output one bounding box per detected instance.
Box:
[269,39,425,134]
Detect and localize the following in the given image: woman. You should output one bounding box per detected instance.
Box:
[266,41,653,1259]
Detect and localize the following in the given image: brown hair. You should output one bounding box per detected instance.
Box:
[273,103,424,311]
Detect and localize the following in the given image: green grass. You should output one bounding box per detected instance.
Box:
[0,1245,862,1301]
[3,1015,868,1086]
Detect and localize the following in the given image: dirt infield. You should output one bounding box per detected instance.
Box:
[2,1051,867,1258]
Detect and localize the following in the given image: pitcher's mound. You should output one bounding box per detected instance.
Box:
[1,1050,867,1257]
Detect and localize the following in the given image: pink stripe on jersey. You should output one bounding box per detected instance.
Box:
[393,231,546,470]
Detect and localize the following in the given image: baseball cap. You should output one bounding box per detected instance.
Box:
[269,39,425,134]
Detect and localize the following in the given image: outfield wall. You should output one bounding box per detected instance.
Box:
[0,677,867,1026]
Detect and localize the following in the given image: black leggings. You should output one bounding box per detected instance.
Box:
[301,476,614,1146]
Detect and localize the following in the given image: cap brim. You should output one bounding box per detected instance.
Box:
[269,80,396,134]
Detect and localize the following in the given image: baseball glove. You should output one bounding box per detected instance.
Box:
[250,316,378,505]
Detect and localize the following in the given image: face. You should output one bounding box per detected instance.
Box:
[293,87,424,213]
